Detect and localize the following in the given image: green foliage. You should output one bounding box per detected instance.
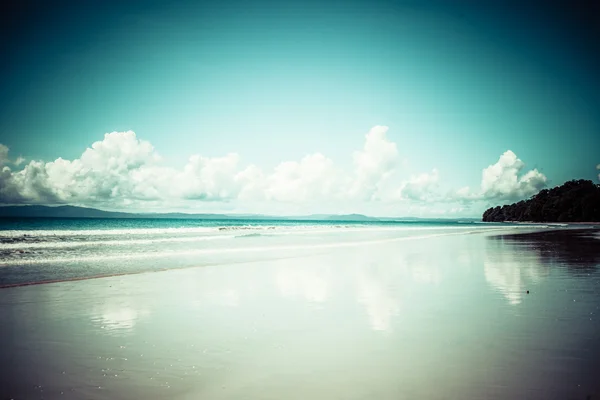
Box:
[482,180,600,222]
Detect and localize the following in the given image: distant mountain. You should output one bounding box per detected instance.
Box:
[377,216,479,222]
[482,179,600,222]
[0,205,234,219]
[0,206,383,221]
[294,213,378,221]
[0,205,133,218]
[0,205,477,222]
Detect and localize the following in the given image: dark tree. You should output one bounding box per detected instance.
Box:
[482,180,600,222]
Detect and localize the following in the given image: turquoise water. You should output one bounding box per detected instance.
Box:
[0,218,536,287]
[0,217,497,231]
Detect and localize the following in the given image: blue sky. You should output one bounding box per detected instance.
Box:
[0,0,598,216]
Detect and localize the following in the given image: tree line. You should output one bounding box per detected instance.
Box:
[482,180,600,222]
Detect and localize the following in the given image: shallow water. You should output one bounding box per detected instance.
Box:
[0,229,599,399]
[0,218,538,286]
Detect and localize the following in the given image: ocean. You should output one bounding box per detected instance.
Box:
[1,217,537,287]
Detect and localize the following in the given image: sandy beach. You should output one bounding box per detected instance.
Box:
[1,228,599,400]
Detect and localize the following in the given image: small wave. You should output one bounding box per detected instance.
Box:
[0,223,517,239]
[219,225,277,231]
[0,227,216,238]
[0,227,519,267]
[235,233,268,238]
[0,224,528,251]
[0,234,236,250]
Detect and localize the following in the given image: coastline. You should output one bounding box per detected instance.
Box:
[508,221,600,226]
[0,223,543,288]
[1,225,597,290]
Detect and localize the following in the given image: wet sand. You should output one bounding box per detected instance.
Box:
[1,229,599,399]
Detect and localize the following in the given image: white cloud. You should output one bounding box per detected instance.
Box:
[0,132,252,207]
[597,164,600,182]
[349,125,399,200]
[0,127,403,209]
[454,186,479,201]
[0,129,550,215]
[264,153,344,203]
[178,153,242,201]
[396,168,440,201]
[455,150,547,203]
[481,150,547,200]
[234,164,267,202]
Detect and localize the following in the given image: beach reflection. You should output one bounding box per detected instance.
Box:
[406,252,443,286]
[484,229,600,305]
[89,289,153,334]
[206,288,240,307]
[355,266,400,332]
[494,229,600,271]
[484,237,549,305]
[94,306,150,332]
[275,261,331,303]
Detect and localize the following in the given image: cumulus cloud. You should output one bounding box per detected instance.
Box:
[396,168,440,201]
[178,153,242,201]
[0,128,550,214]
[21,131,164,204]
[481,151,547,199]
[264,153,345,203]
[597,164,600,182]
[455,150,547,203]
[0,131,247,207]
[1,128,401,208]
[349,126,399,200]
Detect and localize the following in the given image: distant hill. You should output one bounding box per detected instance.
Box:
[0,205,476,222]
[0,205,381,221]
[324,214,378,221]
[482,179,600,222]
[0,205,137,219]
[0,205,230,219]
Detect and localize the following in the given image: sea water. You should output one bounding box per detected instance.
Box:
[0,218,539,286]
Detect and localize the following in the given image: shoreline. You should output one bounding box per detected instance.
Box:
[506,221,600,226]
[2,226,596,290]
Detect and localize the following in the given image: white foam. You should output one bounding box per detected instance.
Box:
[0,223,517,239]
[0,234,237,250]
[0,228,517,266]
[0,227,216,238]
[0,224,527,250]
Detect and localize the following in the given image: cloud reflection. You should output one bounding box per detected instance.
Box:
[206,288,240,307]
[275,261,331,303]
[411,265,442,285]
[355,265,401,332]
[99,307,149,330]
[405,253,443,286]
[484,237,549,305]
[92,303,150,333]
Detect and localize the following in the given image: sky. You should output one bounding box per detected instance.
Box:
[0,0,598,217]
